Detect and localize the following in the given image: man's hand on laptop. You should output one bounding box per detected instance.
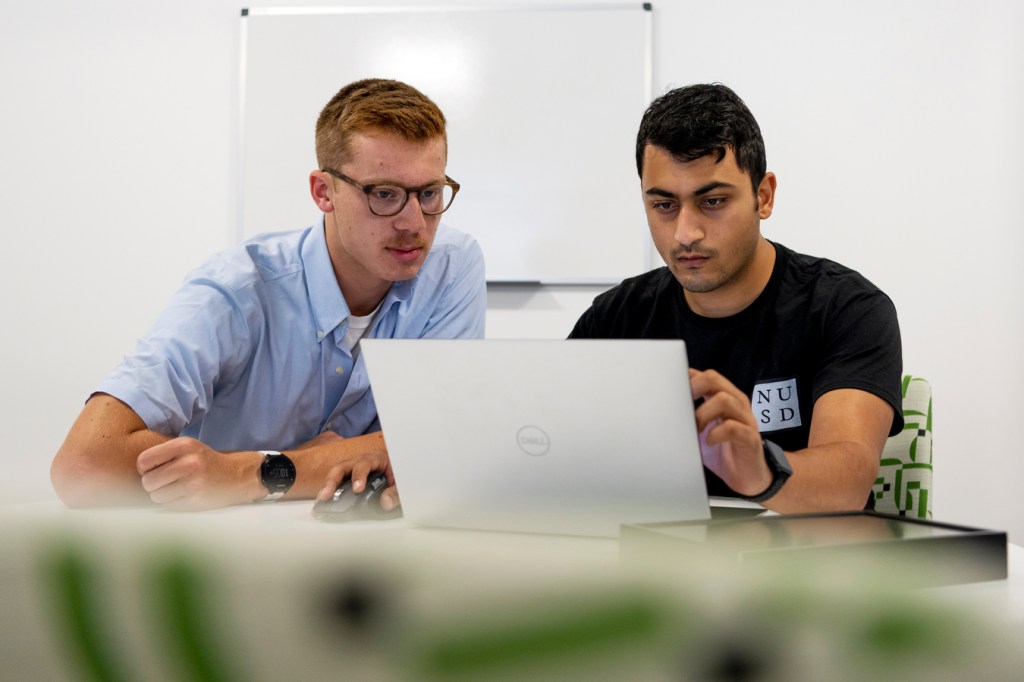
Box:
[689,368,773,498]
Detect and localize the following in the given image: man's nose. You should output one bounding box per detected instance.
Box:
[673,204,705,246]
[394,192,429,231]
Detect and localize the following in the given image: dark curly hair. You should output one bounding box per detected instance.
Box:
[635,83,766,196]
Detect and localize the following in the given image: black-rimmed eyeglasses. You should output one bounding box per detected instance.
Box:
[322,168,460,216]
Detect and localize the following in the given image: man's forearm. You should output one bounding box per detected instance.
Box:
[759,388,894,514]
[51,394,172,507]
[761,441,878,514]
[53,395,391,509]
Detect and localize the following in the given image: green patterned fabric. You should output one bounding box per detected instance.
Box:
[873,375,933,518]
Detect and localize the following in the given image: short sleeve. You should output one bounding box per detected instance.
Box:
[814,288,904,436]
[95,275,258,435]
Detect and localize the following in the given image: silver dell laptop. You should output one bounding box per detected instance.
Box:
[360,339,710,538]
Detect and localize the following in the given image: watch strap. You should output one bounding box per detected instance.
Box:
[739,439,793,504]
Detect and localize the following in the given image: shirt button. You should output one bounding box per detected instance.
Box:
[335,366,344,375]
[317,330,325,339]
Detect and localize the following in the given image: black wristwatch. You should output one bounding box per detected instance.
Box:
[740,439,792,504]
[258,450,296,501]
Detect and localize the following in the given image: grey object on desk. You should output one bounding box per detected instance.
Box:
[312,471,403,523]
[708,502,768,521]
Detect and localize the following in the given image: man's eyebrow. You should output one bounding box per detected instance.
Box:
[644,181,738,200]
[364,176,448,188]
[693,181,736,196]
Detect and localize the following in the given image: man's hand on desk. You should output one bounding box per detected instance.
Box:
[309,432,400,512]
[137,438,264,511]
[135,430,399,512]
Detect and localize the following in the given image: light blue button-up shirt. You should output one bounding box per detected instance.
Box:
[97,218,486,451]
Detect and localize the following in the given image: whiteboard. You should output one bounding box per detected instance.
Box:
[240,4,652,283]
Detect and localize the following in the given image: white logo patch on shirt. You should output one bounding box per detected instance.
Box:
[752,378,802,433]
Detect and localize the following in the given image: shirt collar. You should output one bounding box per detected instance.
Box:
[301,215,420,342]
[302,216,349,342]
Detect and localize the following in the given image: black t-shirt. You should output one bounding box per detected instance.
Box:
[569,241,903,498]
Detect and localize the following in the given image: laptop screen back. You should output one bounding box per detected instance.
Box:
[360,339,710,537]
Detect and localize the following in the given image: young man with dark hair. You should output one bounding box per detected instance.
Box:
[52,78,485,511]
[570,83,902,513]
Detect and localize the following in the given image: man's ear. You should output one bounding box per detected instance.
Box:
[756,172,777,219]
[310,171,334,213]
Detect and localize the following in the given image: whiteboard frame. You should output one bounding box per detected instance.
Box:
[239,3,654,284]
[238,3,651,282]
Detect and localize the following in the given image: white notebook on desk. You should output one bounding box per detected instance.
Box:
[360,339,710,538]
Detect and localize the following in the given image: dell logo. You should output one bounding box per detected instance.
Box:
[516,425,550,456]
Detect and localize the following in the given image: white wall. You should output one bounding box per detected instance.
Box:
[4,0,1022,542]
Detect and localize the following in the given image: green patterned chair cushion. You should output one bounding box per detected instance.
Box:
[873,375,933,518]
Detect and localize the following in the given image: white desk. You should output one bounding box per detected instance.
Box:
[2,500,1022,681]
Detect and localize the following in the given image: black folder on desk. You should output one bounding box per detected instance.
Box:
[621,511,1007,587]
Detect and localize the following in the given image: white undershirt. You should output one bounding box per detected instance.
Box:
[343,303,382,357]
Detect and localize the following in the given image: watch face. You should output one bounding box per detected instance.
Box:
[262,454,296,492]
[764,440,793,477]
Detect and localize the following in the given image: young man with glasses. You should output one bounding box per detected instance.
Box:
[570,84,903,514]
[52,79,484,511]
